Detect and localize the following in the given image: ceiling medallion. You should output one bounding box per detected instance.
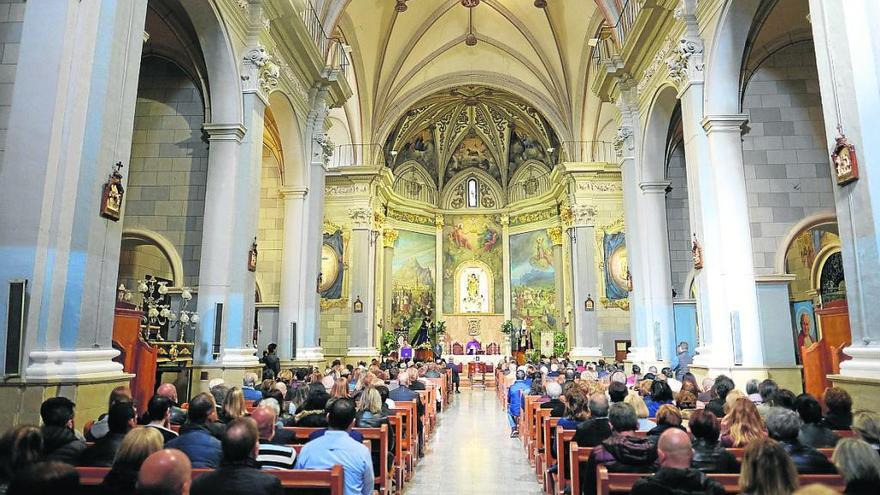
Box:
[461,0,480,7]
[534,0,548,7]
[394,0,408,12]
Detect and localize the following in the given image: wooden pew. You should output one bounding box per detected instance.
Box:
[595,465,846,495]
[521,395,540,447]
[553,429,576,495]
[541,417,561,493]
[533,409,552,470]
[568,445,593,495]
[392,401,419,477]
[387,413,406,489]
[76,463,345,495]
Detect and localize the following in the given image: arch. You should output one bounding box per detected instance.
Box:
[703,0,761,115]
[811,243,843,293]
[373,71,572,149]
[393,161,439,206]
[178,0,243,124]
[641,84,680,183]
[120,228,185,287]
[775,212,839,274]
[268,91,307,187]
[442,168,505,209]
[453,259,495,314]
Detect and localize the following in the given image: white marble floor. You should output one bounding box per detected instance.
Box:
[403,389,543,495]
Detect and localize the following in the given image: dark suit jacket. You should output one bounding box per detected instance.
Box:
[540,398,566,417]
[190,461,283,495]
[410,380,426,391]
[573,417,612,447]
[78,432,127,467]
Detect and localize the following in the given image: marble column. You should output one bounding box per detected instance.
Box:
[547,226,565,334]
[568,215,602,360]
[639,181,676,362]
[0,0,148,381]
[382,228,398,327]
[347,207,378,359]
[502,215,512,321]
[810,0,880,385]
[277,186,308,362]
[434,215,444,320]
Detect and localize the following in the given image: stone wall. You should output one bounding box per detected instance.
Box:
[665,143,692,297]
[743,41,835,274]
[0,0,26,166]
[256,149,284,303]
[125,57,207,287]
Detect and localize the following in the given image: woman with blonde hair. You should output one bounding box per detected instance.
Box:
[740,437,799,495]
[832,437,880,494]
[329,377,350,400]
[624,392,656,431]
[220,386,248,423]
[852,410,880,454]
[101,427,164,495]
[721,397,767,447]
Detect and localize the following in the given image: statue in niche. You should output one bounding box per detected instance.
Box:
[460,266,489,313]
[467,273,480,301]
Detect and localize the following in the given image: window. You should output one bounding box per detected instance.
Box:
[467,178,478,207]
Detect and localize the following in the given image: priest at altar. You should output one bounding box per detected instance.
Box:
[465,337,482,355]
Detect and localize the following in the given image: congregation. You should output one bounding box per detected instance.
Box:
[0,356,459,495]
[500,357,880,495]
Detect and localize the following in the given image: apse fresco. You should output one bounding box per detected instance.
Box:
[508,126,550,179]
[391,230,436,329]
[442,214,503,313]
[393,128,438,184]
[445,134,502,183]
[510,230,557,334]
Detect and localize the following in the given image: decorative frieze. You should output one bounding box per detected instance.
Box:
[667,37,704,87]
[325,184,368,196]
[387,208,434,226]
[636,36,675,96]
[509,207,557,227]
[576,182,622,193]
[348,207,372,229]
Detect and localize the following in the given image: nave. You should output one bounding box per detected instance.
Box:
[405,390,542,495]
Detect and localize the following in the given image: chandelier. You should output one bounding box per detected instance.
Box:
[118,277,199,341]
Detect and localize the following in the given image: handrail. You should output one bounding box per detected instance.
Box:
[392,175,437,205]
[329,143,384,168]
[300,3,329,57]
[560,141,617,163]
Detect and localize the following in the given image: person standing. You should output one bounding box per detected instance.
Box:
[673,342,692,381]
[261,343,281,380]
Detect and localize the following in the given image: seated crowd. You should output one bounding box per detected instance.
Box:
[0,356,454,495]
[502,357,880,495]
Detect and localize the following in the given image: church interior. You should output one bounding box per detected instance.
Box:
[1,0,880,493]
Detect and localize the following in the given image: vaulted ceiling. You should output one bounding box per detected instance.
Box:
[321,0,607,148]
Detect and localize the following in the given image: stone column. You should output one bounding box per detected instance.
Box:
[295,88,331,364]
[347,207,377,360]
[0,0,147,384]
[547,226,565,332]
[434,215,444,319]
[811,0,880,399]
[277,186,308,363]
[639,181,676,362]
[501,215,512,320]
[382,228,398,326]
[568,205,602,360]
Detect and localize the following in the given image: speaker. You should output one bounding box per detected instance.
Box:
[5,280,26,376]
[290,322,297,361]
[212,303,223,358]
[730,310,743,366]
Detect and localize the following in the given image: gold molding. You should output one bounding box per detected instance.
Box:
[382,228,399,248]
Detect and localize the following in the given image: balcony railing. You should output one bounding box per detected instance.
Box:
[392,176,438,205]
[561,141,617,163]
[614,0,646,48]
[326,38,350,77]
[329,144,384,168]
[300,3,329,59]
[509,172,552,204]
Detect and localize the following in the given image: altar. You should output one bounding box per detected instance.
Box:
[444,313,505,354]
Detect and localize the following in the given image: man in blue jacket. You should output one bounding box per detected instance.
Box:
[507,369,531,438]
[167,393,223,468]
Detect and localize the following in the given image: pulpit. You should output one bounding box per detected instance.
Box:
[468,361,488,388]
[112,305,157,411]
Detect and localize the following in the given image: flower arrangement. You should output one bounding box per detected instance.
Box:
[553,331,568,357]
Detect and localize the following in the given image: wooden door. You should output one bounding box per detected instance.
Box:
[614,340,631,363]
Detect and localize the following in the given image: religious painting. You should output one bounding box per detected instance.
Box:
[791,300,818,364]
[391,230,436,330]
[456,263,491,313]
[600,219,629,310]
[510,230,557,337]
[784,223,840,300]
[832,134,859,186]
[442,214,503,314]
[445,133,502,183]
[320,230,344,299]
[508,126,549,179]
[99,162,125,221]
[394,128,438,184]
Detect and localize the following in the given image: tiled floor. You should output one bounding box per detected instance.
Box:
[403,389,544,495]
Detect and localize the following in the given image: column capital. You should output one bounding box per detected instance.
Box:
[203,123,247,142]
[434,213,445,229]
[639,181,671,194]
[701,114,748,133]
[279,186,308,199]
[382,228,398,248]
[614,125,635,159]
[348,206,373,229]
[667,36,705,92]
[241,44,279,106]
[546,226,564,246]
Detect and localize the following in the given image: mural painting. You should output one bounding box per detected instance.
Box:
[510,230,557,338]
[508,126,550,179]
[785,223,840,300]
[443,215,503,314]
[600,219,630,310]
[393,128,438,184]
[445,133,502,183]
[320,230,344,299]
[391,230,436,332]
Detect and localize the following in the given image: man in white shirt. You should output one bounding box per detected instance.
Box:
[251,406,296,470]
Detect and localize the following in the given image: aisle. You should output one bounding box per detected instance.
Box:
[404,389,543,495]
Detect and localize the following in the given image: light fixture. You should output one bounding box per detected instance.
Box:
[465,5,477,46]
[461,0,480,6]
[534,0,548,7]
[395,0,408,12]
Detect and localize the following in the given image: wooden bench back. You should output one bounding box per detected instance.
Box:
[569,445,594,495]
[76,464,345,495]
[555,428,577,493]
[596,465,846,495]
[727,446,833,461]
